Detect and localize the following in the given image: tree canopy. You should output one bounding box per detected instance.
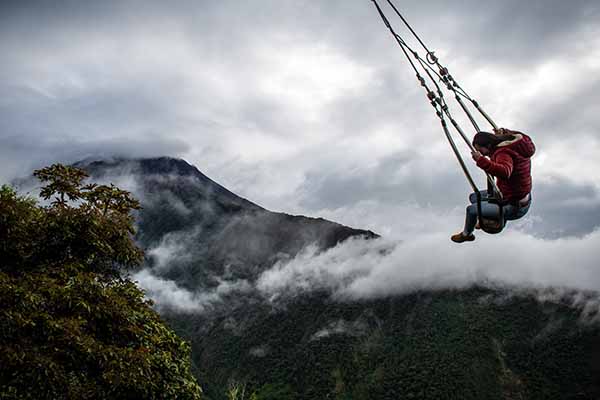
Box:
[0,164,203,399]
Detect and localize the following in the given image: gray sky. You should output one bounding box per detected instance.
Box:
[2,0,600,246]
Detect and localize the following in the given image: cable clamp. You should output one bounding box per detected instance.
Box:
[426,51,438,64]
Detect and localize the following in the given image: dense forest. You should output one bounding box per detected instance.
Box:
[167,287,600,400]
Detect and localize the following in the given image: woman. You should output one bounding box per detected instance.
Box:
[451,128,536,243]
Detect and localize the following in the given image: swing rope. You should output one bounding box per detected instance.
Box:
[370,0,502,199]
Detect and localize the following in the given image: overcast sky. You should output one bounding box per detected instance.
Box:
[2,0,600,247]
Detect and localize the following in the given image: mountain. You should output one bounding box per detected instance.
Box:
[80,157,377,289]
[81,157,600,400]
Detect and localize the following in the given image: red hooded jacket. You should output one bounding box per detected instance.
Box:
[475,132,535,203]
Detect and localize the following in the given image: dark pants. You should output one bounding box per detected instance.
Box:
[463,190,531,234]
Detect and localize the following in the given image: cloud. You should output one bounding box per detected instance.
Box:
[0,128,188,184]
[146,232,192,272]
[2,0,598,207]
[132,269,252,313]
[310,319,370,341]
[524,177,600,238]
[255,231,600,320]
[136,225,600,318]
[297,150,470,210]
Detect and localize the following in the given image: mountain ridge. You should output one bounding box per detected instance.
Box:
[78,156,378,289]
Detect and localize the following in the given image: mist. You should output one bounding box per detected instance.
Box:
[132,269,252,313]
[137,223,600,321]
[257,231,600,300]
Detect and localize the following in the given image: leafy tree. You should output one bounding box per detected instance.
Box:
[0,165,203,399]
[252,383,296,400]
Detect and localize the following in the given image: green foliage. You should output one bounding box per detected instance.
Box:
[252,383,295,400]
[0,165,202,399]
[181,290,600,400]
[224,381,293,400]
[2,164,143,277]
[226,381,248,400]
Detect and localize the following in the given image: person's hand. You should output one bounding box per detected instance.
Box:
[471,150,482,161]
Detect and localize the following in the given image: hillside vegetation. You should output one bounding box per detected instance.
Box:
[168,288,600,400]
[0,164,202,399]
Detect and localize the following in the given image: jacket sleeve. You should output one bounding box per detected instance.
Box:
[476,151,513,179]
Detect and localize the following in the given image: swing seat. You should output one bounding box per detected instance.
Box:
[478,201,504,234]
[480,216,504,234]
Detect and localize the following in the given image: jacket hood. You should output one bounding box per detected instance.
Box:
[496,133,536,158]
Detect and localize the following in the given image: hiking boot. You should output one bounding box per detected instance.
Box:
[451,232,475,243]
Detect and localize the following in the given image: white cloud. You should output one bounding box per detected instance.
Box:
[256,41,376,122]
[133,269,252,313]
[310,319,369,341]
[147,235,189,271]
[535,138,600,189]
[255,230,600,312]
[133,269,202,312]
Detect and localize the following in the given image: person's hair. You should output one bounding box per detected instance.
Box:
[472,131,516,150]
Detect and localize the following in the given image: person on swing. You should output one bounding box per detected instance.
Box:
[451,127,536,243]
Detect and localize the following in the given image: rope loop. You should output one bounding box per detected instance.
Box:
[426,51,438,64]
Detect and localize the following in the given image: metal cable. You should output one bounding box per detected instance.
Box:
[382,0,497,128]
[384,0,434,58]
[370,0,503,198]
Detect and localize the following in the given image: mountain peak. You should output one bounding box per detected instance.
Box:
[75,156,376,259]
[76,156,205,178]
[76,155,261,210]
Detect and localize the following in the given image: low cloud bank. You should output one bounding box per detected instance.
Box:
[134,228,600,321]
[255,229,600,323]
[258,230,600,300]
